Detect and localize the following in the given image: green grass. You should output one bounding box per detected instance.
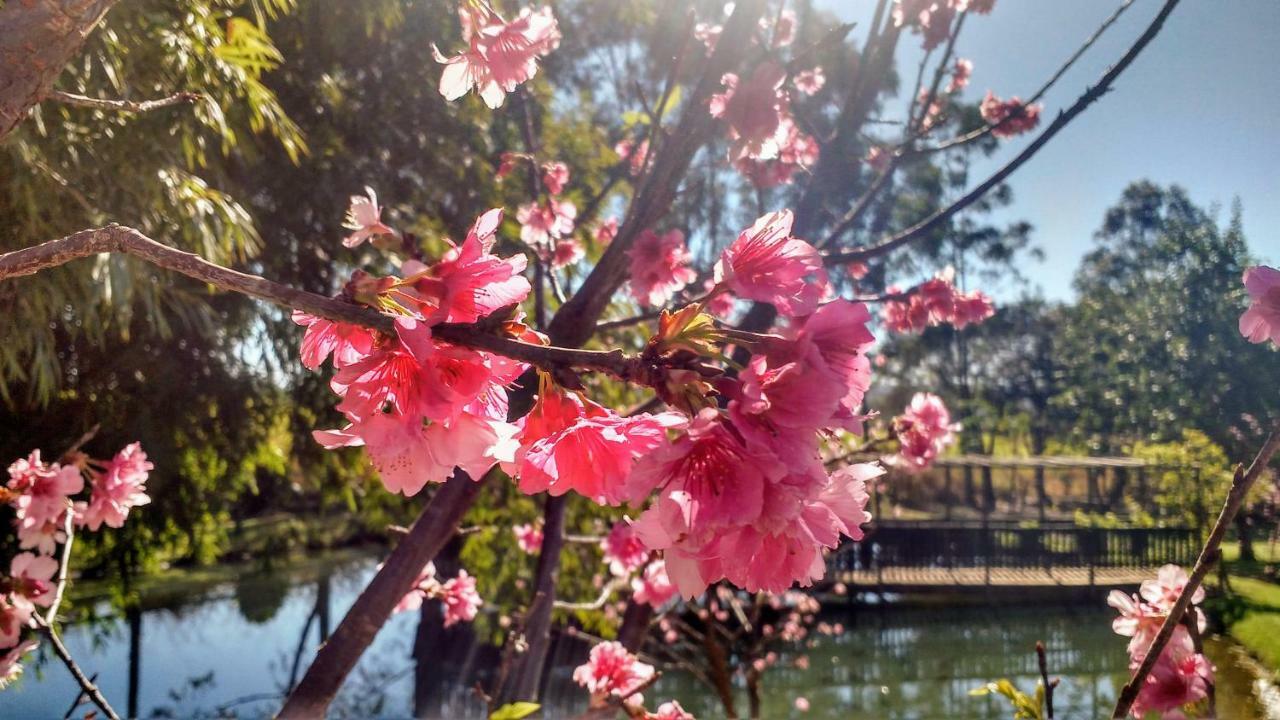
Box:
[1211,575,1280,671]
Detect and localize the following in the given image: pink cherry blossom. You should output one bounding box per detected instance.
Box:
[714,210,828,317]
[0,639,37,688]
[947,58,973,93]
[794,68,826,96]
[0,595,29,648]
[887,392,959,472]
[1128,629,1212,719]
[864,146,891,172]
[847,261,870,280]
[517,198,577,247]
[736,300,875,433]
[595,217,619,246]
[1140,564,1205,611]
[513,522,544,554]
[615,137,650,176]
[551,238,584,268]
[79,442,152,531]
[401,208,532,325]
[541,161,570,195]
[433,4,561,109]
[1240,265,1280,346]
[894,0,955,50]
[16,510,69,556]
[794,696,811,712]
[694,22,722,55]
[516,387,684,505]
[292,312,378,370]
[734,118,820,187]
[628,403,881,596]
[632,560,677,608]
[760,9,797,48]
[441,570,483,626]
[8,553,56,613]
[316,412,509,496]
[710,62,791,161]
[392,562,438,614]
[628,229,697,307]
[342,187,397,248]
[980,91,1042,137]
[702,279,737,318]
[646,700,695,720]
[11,461,82,532]
[602,522,650,577]
[881,270,995,333]
[572,641,655,701]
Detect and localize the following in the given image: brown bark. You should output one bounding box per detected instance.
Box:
[0,0,122,140]
[277,470,487,719]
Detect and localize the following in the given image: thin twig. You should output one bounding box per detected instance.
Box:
[826,0,1181,266]
[48,89,202,114]
[60,672,96,720]
[1112,424,1280,718]
[43,513,76,625]
[915,0,1138,155]
[34,616,121,720]
[553,577,630,611]
[1036,641,1056,720]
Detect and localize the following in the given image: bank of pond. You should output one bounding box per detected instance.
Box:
[1,550,1277,719]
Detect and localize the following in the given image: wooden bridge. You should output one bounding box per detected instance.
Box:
[826,521,1199,593]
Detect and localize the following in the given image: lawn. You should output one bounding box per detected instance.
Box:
[1213,574,1280,671]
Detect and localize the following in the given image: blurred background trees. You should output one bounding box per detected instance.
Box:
[2,0,1274,584]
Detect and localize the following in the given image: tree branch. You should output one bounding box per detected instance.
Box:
[0,225,671,388]
[914,0,1138,156]
[825,0,1181,266]
[276,468,489,719]
[47,89,202,114]
[33,616,121,720]
[1111,424,1280,718]
[0,0,124,139]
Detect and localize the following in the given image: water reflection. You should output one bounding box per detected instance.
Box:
[0,552,1268,719]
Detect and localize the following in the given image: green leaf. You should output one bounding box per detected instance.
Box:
[489,702,541,720]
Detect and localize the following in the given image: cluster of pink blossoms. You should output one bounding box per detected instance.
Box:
[513,380,684,505]
[627,228,697,307]
[305,206,533,496]
[392,562,483,627]
[886,393,959,472]
[710,62,818,171]
[1108,566,1213,718]
[2,443,151,684]
[979,91,1042,138]
[573,640,692,718]
[880,268,995,333]
[601,522,650,577]
[628,308,883,595]
[894,0,996,50]
[512,521,544,554]
[1239,265,1280,347]
[433,2,560,109]
[516,159,582,268]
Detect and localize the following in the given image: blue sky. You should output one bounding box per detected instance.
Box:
[816,0,1280,301]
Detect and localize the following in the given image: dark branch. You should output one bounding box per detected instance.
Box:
[825,0,1182,266]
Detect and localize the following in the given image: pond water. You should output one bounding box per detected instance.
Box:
[0,550,1273,719]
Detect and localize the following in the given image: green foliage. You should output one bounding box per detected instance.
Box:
[489,702,541,720]
[1058,183,1279,457]
[969,679,1046,720]
[1131,429,1241,532]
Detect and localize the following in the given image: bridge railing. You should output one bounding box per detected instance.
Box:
[829,521,1198,573]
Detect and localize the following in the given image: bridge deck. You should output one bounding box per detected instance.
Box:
[834,566,1155,591]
